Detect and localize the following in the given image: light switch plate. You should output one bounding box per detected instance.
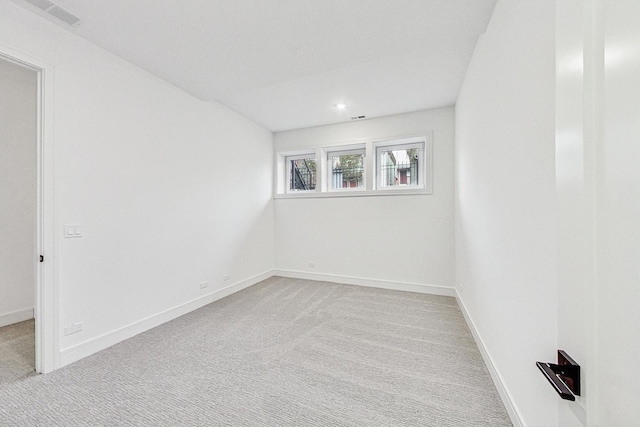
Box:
[64,224,83,238]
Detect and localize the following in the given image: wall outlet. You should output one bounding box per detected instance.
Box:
[64,322,83,336]
[308,262,315,268]
[200,281,208,289]
[223,275,230,281]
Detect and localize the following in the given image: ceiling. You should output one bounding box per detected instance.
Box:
[17,0,497,132]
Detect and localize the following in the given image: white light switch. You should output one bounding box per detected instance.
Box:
[64,224,83,238]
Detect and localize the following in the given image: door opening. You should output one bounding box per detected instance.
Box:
[0,48,56,375]
[0,56,38,380]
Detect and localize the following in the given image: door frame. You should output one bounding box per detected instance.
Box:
[0,45,57,373]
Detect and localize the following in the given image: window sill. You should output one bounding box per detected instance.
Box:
[274,188,432,199]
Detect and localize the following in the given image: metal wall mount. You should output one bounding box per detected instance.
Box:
[536,350,581,401]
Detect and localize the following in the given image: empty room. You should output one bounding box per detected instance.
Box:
[0,0,638,426]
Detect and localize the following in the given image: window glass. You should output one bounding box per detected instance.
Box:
[329,151,364,190]
[378,147,420,188]
[288,156,316,191]
[278,135,430,196]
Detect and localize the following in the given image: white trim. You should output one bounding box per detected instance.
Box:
[273,269,455,297]
[285,152,317,194]
[455,291,525,427]
[373,134,432,192]
[0,308,34,328]
[59,270,272,367]
[276,131,435,197]
[274,188,431,199]
[0,44,57,374]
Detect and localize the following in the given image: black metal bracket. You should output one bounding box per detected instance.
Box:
[536,350,580,401]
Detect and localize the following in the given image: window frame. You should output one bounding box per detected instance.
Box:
[373,137,431,192]
[285,153,318,194]
[275,132,432,198]
[326,147,366,192]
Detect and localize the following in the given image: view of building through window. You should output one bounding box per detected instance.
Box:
[281,137,428,195]
[331,152,364,189]
[379,148,419,187]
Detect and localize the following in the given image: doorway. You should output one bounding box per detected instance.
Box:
[0,46,56,376]
[0,56,38,381]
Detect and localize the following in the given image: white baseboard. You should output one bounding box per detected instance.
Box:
[0,308,34,328]
[273,269,455,297]
[455,291,524,427]
[60,270,272,367]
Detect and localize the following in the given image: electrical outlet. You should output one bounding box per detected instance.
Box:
[64,322,83,336]
[223,275,230,281]
[200,281,208,289]
[308,262,315,268]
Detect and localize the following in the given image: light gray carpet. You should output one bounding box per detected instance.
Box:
[0,319,35,383]
[0,277,511,426]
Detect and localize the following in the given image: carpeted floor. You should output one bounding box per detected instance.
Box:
[0,277,511,426]
[0,319,35,383]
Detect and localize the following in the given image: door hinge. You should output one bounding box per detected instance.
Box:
[39,255,44,262]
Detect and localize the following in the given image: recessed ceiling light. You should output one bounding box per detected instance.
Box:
[336,103,347,110]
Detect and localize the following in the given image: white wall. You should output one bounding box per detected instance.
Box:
[455,1,558,426]
[274,108,455,292]
[0,58,37,327]
[0,1,273,366]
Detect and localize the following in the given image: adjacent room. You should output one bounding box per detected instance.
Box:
[0,0,638,426]
[0,56,37,383]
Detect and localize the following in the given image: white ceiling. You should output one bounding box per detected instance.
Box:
[19,0,496,131]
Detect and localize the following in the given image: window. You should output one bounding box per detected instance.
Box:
[328,149,365,191]
[286,154,316,192]
[374,138,427,190]
[276,133,432,197]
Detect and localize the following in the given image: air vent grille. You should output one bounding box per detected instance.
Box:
[23,0,54,10]
[47,5,81,25]
[22,0,81,26]
[351,115,366,120]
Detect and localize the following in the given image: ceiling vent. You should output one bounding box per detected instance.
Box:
[23,0,53,10]
[22,0,81,25]
[351,115,366,120]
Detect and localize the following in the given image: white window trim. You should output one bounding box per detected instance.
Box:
[275,132,433,198]
[326,147,366,192]
[273,188,431,199]
[285,152,317,194]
